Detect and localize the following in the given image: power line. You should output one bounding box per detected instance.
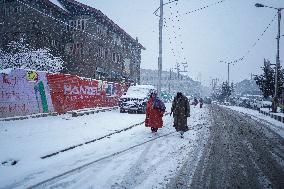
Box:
[164,0,229,21]
[164,1,188,66]
[185,0,228,15]
[224,13,278,64]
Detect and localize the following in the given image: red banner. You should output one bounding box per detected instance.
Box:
[46,73,124,113]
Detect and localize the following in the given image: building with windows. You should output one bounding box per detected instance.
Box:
[140,69,201,96]
[0,0,144,83]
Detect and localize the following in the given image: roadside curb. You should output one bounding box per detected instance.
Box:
[0,112,59,122]
[69,107,119,117]
[259,109,284,123]
[0,107,119,121]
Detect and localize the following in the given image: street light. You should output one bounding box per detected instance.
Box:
[255,3,283,112]
[220,60,233,84]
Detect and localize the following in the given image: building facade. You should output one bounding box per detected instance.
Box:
[0,0,144,83]
[140,69,201,96]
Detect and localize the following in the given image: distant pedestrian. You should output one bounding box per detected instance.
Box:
[199,98,203,108]
[193,97,199,106]
[145,92,166,133]
[170,92,190,138]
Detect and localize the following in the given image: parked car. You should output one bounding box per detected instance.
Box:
[204,97,212,104]
[239,98,251,108]
[119,85,156,114]
[261,100,272,109]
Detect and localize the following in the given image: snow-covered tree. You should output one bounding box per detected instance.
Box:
[0,38,64,73]
[254,59,284,98]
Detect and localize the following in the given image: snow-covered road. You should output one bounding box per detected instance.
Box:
[168,105,284,188]
[0,104,211,189]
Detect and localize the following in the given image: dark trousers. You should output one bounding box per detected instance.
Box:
[151,127,158,132]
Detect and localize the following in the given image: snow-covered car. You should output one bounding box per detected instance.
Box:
[224,101,230,106]
[252,99,272,110]
[119,85,156,113]
[261,100,272,109]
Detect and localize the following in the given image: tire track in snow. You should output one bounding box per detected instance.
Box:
[27,112,197,188]
[28,128,176,188]
[41,113,171,159]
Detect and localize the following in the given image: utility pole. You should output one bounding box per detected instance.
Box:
[255,3,283,112]
[227,62,230,84]
[250,73,258,80]
[175,62,180,79]
[154,0,178,98]
[275,9,281,107]
[168,68,172,94]
[174,62,188,80]
[157,0,163,98]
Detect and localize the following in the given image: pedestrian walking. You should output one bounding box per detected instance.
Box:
[145,92,166,133]
[170,92,190,138]
[193,97,199,106]
[199,98,204,108]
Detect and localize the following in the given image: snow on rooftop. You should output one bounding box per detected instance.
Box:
[0,68,13,74]
[132,85,156,89]
[49,0,69,12]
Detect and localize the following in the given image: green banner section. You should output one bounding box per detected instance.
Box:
[38,81,48,113]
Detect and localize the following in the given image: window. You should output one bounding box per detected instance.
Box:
[97,25,102,35]
[97,25,107,37]
[70,21,75,31]
[51,40,56,47]
[112,53,116,62]
[77,20,81,30]
[81,20,85,30]
[68,20,86,31]
[116,54,121,62]
[112,53,120,63]
[97,46,105,58]
[69,43,84,56]
[80,43,84,55]
[104,48,108,58]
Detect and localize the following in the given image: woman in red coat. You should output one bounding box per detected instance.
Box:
[145,92,166,132]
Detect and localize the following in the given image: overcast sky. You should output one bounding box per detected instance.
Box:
[78,0,284,86]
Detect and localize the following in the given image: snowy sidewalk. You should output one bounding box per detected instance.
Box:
[223,105,284,139]
[0,106,119,121]
[259,108,284,123]
[0,104,211,189]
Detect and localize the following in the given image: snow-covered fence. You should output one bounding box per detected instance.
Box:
[0,69,54,118]
[259,108,284,123]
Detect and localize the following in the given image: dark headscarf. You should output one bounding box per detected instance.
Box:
[177,92,183,98]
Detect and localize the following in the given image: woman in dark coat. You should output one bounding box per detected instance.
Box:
[199,98,204,108]
[170,92,190,138]
[145,92,166,132]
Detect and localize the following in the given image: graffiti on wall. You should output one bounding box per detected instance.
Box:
[0,69,54,118]
[47,73,124,113]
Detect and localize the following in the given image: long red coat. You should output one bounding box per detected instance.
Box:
[145,97,164,128]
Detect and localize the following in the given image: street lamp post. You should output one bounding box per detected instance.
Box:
[255,3,283,112]
[220,61,232,84]
[154,0,178,98]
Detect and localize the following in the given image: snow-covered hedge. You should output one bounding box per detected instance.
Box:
[0,38,64,73]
